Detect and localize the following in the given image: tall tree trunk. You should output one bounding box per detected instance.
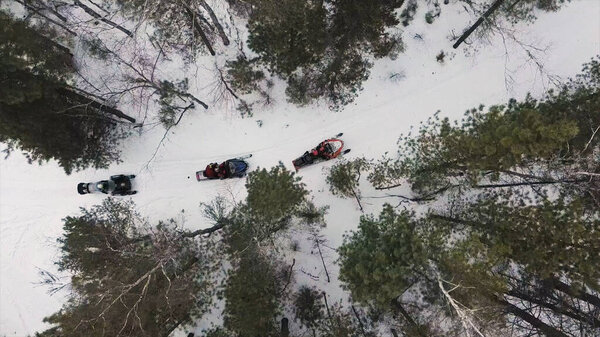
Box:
[546,278,600,308]
[34,31,73,56]
[499,299,569,337]
[453,0,506,49]
[390,298,427,337]
[73,0,133,37]
[351,305,367,336]
[14,0,77,35]
[181,3,216,56]
[506,289,600,326]
[57,87,136,123]
[199,0,230,45]
[30,0,68,22]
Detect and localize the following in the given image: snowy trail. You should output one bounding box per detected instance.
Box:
[1,2,600,335]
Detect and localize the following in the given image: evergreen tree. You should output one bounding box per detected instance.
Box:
[338,205,430,309]
[0,12,132,174]
[327,158,369,211]
[247,0,328,76]
[293,286,324,330]
[369,57,600,203]
[223,248,282,336]
[223,164,310,253]
[112,0,228,59]
[246,164,308,229]
[36,199,216,336]
[339,203,600,336]
[236,0,404,108]
[220,165,317,335]
[226,56,266,95]
[341,59,600,336]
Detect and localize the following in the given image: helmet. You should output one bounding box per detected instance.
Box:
[96,183,104,190]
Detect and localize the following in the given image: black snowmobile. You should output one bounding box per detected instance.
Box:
[292,133,350,171]
[77,175,137,196]
[195,155,251,181]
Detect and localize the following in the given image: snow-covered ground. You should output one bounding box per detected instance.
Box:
[1,1,599,335]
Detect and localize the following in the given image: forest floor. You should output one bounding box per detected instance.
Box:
[1,1,599,335]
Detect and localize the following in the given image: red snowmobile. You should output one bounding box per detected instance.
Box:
[292,133,350,171]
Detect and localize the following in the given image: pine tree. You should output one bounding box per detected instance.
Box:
[223,248,282,336]
[369,57,600,203]
[237,0,404,108]
[37,199,216,336]
[293,286,324,330]
[338,205,430,309]
[0,12,132,174]
[246,163,308,228]
[326,158,369,211]
[338,203,600,336]
[112,0,228,59]
[247,0,328,76]
[343,58,600,336]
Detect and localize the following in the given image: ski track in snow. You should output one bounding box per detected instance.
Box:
[1,1,600,335]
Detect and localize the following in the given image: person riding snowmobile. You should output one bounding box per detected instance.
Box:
[96,181,110,194]
[203,162,230,179]
[217,162,230,179]
[203,163,219,179]
[293,140,341,171]
[310,141,335,160]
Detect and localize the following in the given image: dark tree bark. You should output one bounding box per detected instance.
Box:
[351,305,367,336]
[30,0,68,22]
[500,299,569,337]
[506,289,600,326]
[390,298,427,337]
[199,0,230,45]
[315,237,330,283]
[57,87,136,123]
[323,292,332,320]
[181,221,225,237]
[181,3,216,56]
[453,0,506,49]
[546,278,600,308]
[14,0,77,35]
[73,0,133,37]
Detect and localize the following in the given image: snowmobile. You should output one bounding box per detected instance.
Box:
[292,133,350,171]
[195,155,251,181]
[77,175,137,196]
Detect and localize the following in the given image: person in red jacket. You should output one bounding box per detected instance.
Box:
[311,141,334,160]
[217,162,229,179]
[203,163,219,178]
[203,162,230,179]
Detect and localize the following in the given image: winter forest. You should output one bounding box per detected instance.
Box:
[0,0,599,336]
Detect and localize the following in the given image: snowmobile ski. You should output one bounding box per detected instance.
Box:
[233,154,253,160]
